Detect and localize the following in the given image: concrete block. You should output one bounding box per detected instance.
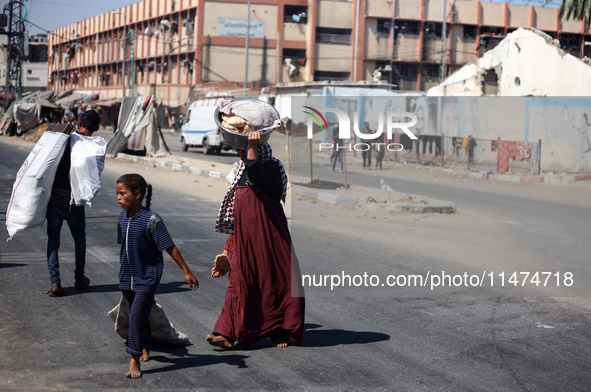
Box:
[335,195,358,208]
[317,192,339,205]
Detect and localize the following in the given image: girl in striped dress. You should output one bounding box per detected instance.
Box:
[116,173,199,378]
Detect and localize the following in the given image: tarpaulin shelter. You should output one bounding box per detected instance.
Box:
[106,95,170,157]
[13,99,61,135]
[155,104,184,129]
[92,100,121,128]
[21,90,55,102]
[0,101,16,136]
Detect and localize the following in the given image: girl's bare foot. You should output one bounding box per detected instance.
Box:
[206,334,234,349]
[126,355,142,378]
[272,336,288,348]
[140,349,150,362]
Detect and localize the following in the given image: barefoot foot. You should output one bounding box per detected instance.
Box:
[206,334,234,349]
[126,356,142,378]
[140,348,150,362]
[271,336,288,348]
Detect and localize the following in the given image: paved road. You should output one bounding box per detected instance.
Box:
[161,130,240,165]
[2,136,591,391]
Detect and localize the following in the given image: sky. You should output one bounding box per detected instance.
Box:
[16,0,140,35]
[15,0,562,36]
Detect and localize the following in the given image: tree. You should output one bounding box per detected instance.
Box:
[559,0,591,27]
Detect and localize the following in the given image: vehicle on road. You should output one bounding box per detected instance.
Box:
[180,98,232,154]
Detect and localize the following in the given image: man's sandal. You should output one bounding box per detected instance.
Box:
[48,286,65,297]
[75,277,90,291]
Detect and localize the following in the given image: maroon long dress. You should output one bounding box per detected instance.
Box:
[212,185,305,345]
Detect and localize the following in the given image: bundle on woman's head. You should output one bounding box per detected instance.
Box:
[218,99,282,134]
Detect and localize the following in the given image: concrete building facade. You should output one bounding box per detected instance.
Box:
[1,34,49,94]
[47,0,590,105]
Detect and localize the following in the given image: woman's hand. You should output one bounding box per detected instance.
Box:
[247,131,261,160]
[211,253,231,278]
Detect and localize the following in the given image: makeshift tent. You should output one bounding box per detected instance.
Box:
[155,104,184,129]
[92,100,121,128]
[0,101,16,136]
[13,102,41,133]
[106,95,170,157]
[13,99,62,135]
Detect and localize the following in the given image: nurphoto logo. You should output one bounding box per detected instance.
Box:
[302,106,419,152]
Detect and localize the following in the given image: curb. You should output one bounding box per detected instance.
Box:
[114,153,456,214]
[293,188,457,214]
[116,153,230,180]
[431,167,590,183]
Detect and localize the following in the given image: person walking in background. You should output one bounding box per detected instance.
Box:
[46,110,104,297]
[207,131,305,349]
[360,122,373,169]
[467,135,477,170]
[115,173,199,378]
[375,130,387,170]
[331,126,344,172]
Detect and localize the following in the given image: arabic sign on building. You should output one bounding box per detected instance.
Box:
[217,18,265,38]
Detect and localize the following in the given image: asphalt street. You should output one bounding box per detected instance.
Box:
[2,135,591,391]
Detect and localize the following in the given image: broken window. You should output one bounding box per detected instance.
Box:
[560,33,581,57]
[316,27,351,45]
[584,39,591,58]
[482,69,498,95]
[393,62,418,77]
[393,20,420,39]
[313,70,350,82]
[424,22,442,38]
[422,64,439,78]
[463,25,477,39]
[480,26,504,36]
[285,5,307,23]
[377,19,392,36]
[283,48,306,67]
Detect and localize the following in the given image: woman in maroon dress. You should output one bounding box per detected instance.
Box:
[206,131,305,348]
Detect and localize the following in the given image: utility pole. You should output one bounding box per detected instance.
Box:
[352,0,361,81]
[440,0,456,82]
[130,29,135,96]
[440,0,448,82]
[389,0,396,87]
[244,0,251,93]
[2,0,26,105]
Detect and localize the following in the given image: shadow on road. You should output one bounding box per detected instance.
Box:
[81,281,198,295]
[293,179,349,190]
[145,345,249,374]
[0,262,28,269]
[202,323,391,351]
[302,323,390,347]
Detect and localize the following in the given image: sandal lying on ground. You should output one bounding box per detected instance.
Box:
[48,286,65,297]
[74,277,90,291]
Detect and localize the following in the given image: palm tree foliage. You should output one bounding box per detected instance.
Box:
[559,0,591,27]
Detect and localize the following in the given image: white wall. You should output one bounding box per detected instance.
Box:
[428,28,591,97]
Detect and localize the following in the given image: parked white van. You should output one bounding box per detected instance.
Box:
[180,98,232,154]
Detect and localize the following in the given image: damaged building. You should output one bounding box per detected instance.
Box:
[427,28,591,96]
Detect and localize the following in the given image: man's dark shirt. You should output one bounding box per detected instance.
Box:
[52,143,71,196]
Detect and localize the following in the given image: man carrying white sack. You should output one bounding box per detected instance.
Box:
[47,110,105,297]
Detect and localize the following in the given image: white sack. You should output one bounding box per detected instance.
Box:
[107,296,191,346]
[69,133,106,207]
[226,161,240,184]
[6,131,70,240]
